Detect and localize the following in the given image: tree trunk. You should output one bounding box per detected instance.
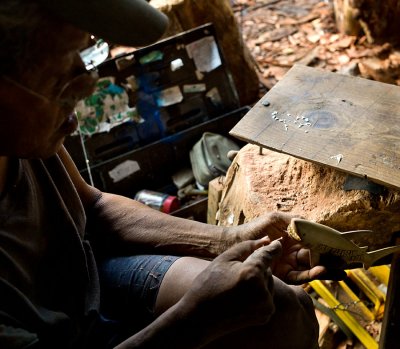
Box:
[333,0,400,43]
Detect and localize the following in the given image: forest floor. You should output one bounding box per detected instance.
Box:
[232,0,400,96]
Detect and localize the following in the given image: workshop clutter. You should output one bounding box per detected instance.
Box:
[134,131,240,212]
[74,108,247,200]
[135,189,180,213]
[310,265,390,348]
[65,23,246,204]
[190,132,240,187]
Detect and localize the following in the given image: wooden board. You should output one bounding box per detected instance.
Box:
[207,176,225,225]
[230,64,400,189]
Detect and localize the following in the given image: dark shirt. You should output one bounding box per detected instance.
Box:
[0,156,100,348]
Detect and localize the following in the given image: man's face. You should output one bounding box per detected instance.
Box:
[0,17,98,158]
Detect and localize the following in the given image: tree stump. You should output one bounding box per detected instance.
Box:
[333,0,400,43]
[217,144,400,249]
[150,0,260,106]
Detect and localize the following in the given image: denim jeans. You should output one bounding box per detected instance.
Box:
[92,255,180,348]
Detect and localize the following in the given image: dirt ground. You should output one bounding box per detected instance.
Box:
[232,0,400,95]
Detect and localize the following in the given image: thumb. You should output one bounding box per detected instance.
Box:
[215,239,267,263]
[244,240,283,268]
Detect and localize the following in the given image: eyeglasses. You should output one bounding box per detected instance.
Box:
[2,67,99,110]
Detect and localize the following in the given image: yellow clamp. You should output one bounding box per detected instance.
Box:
[309,279,378,349]
[346,269,386,320]
[369,265,390,286]
[338,280,375,322]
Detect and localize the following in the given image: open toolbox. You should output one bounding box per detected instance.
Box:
[64,23,247,199]
[65,23,240,173]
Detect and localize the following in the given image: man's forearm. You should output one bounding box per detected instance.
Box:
[87,191,239,257]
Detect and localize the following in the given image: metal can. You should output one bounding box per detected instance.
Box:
[134,190,180,213]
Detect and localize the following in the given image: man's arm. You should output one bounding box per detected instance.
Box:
[58,146,238,257]
[58,146,336,283]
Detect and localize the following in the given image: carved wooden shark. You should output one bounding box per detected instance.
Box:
[287,218,400,269]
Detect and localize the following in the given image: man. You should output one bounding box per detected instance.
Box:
[0,0,336,348]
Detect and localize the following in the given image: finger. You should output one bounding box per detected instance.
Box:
[296,248,310,261]
[245,240,283,268]
[265,240,283,257]
[285,266,326,285]
[295,248,312,267]
[284,264,349,284]
[268,212,294,229]
[215,239,266,263]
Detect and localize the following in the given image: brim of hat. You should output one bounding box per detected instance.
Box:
[39,0,169,47]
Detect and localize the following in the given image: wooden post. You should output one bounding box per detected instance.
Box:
[333,0,361,36]
[207,176,225,225]
[379,245,400,349]
[333,0,400,43]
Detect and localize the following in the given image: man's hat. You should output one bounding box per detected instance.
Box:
[38,0,169,46]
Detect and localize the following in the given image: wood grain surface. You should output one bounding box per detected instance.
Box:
[230,64,400,189]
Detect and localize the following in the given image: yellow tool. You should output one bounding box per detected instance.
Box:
[338,280,375,322]
[346,269,386,320]
[310,279,379,349]
[369,265,390,286]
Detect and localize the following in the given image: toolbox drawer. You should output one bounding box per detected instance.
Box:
[79,107,249,197]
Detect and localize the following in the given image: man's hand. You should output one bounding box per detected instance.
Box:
[231,212,346,284]
[180,239,282,341]
[270,235,327,284]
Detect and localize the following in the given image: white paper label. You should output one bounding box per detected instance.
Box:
[170,58,184,71]
[186,36,222,73]
[183,84,207,93]
[156,86,183,107]
[108,160,140,183]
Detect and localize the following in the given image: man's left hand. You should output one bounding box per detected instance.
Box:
[231,212,345,284]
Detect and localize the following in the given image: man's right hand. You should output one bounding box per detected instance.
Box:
[179,239,282,342]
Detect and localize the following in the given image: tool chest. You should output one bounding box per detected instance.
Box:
[64,23,245,198]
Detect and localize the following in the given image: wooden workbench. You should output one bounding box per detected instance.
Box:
[230,64,400,189]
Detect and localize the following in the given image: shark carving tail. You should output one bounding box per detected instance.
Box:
[365,245,400,269]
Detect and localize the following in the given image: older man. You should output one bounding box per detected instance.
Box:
[0,0,333,348]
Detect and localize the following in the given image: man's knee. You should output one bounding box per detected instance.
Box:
[271,277,319,348]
